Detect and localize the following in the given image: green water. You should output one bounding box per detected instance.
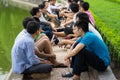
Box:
[0,2,30,80]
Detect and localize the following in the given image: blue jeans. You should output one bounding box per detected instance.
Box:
[40,24,59,44]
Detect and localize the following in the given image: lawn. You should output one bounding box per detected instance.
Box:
[85,0,120,34]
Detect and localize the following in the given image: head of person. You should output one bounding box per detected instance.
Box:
[73,0,80,3]
[26,21,40,36]
[48,0,56,5]
[22,17,34,29]
[77,0,84,10]
[38,3,46,13]
[69,3,79,13]
[42,1,49,9]
[30,7,41,17]
[67,0,73,3]
[73,20,88,37]
[76,12,90,23]
[80,2,89,12]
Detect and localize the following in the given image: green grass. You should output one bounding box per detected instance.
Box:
[106,0,120,4]
[0,3,30,72]
[85,0,120,34]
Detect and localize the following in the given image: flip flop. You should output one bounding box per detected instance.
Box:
[53,63,68,68]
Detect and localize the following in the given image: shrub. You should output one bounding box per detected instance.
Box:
[92,12,120,64]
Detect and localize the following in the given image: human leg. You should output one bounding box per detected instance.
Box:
[22,63,52,74]
[85,50,107,72]
[70,48,107,79]
[35,39,54,55]
[35,39,66,67]
[53,31,66,37]
[71,48,88,76]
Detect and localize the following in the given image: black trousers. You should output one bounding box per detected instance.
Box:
[22,64,52,74]
[71,43,107,76]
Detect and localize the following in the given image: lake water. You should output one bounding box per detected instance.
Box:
[0,2,30,80]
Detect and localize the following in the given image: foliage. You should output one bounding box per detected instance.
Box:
[93,13,120,61]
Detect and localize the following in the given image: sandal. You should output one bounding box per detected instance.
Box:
[62,72,73,77]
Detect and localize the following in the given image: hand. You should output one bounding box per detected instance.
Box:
[60,24,65,28]
[51,35,55,44]
[65,58,70,66]
[66,34,75,39]
[64,55,70,62]
[52,54,56,59]
[53,28,57,32]
[49,54,56,59]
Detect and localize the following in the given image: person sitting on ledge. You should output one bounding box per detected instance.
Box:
[11,21,52,78]
[63,20,110,80]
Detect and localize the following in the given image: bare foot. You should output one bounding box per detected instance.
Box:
[53,61,68,68]
[72,75,80,80]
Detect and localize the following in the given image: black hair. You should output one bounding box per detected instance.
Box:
[69,3,79,13]
[74,20,88,32]
[26,21,39,34]
[22,17,34,29]
[30,7,40,16]
[38,3,45,9]
[76,12,90,23]
[42,1,48,6]
[74,0,79,3]
[68,0,73,3]
[48,0,56,2]
[80,2,89,11]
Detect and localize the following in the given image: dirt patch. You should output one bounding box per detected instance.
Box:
[112,67,120,80]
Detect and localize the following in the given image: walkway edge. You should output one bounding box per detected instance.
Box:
[4,69,23,80]
[9,0,37,10]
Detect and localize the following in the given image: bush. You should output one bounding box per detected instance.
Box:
[92,13,120,64]
[85,0,120,66]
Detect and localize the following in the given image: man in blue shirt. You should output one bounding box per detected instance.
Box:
[64,21,110,80]
[11,21,52,76]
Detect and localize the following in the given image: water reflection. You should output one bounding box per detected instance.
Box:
[0,2,30,80]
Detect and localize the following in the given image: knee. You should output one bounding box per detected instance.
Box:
[46,65,52,73]
[43,36,49,40]
[44,39,50,43]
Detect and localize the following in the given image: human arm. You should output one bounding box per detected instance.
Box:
[61,19,73,27]
[64,43,85,61]
[46,11,57,18]
[26,41,40,64]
